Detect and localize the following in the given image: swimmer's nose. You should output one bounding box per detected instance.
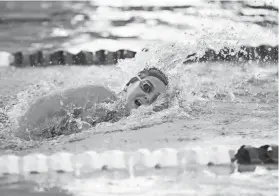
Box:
[144,93,160,104]
[144,94,153,104]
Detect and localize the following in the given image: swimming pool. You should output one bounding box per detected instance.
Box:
[0,0,278,195]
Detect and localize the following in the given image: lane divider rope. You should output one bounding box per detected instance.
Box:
[0,144,277,176]
[0,45,277,67]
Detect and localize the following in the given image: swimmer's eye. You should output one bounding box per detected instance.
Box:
[140,80,153,93]
[134,99,142,107]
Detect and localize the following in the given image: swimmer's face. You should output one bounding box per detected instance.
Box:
[125,75,167,111]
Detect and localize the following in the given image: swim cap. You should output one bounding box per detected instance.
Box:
[138,67,169,86]
[125,67,169,88]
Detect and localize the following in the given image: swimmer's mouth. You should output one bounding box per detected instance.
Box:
[134,99,142,107]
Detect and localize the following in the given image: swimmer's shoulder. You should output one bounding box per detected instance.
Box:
[62,84,117,103]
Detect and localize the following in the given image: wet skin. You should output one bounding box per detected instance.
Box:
[125,75,167,111]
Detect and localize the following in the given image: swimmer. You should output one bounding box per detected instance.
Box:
[17,67,169,140]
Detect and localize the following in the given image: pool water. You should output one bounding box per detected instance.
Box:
[0,0,278,196]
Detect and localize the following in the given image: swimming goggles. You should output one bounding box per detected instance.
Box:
[124,74,154,94]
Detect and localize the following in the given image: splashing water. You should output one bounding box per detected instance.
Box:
[0,40,277,149]
[0,1,278,195]
[0,38,277,196]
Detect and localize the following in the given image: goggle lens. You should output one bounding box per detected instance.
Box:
[140,80,153,93]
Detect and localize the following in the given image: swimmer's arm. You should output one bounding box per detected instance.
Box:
[80,106,127,125]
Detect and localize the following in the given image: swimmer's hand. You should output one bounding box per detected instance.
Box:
[40,102,128,138]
